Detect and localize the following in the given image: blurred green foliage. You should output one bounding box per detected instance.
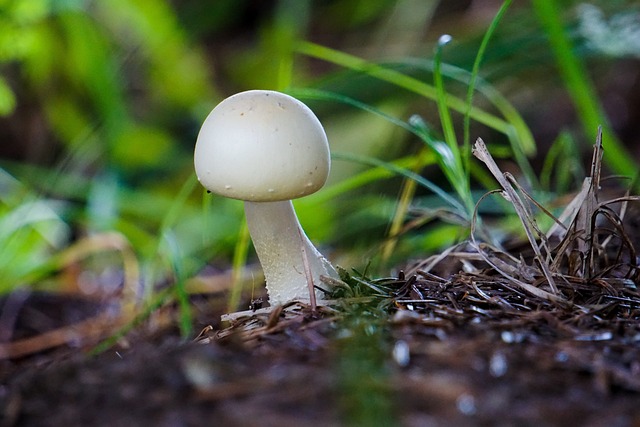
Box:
[0,0,639,300]
[0,0,220,295]
[0,0,214,166]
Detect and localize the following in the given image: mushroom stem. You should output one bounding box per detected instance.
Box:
[244,200,337,306]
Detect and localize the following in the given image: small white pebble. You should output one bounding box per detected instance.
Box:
[392,340,410,367]
[500,331,515,343]
[456,393,477,415]
[501,331,524,343]
[489,352,507,377]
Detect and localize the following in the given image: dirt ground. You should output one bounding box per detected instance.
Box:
[2,262,639,427]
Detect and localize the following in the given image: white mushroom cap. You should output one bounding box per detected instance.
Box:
[194,90,331,202]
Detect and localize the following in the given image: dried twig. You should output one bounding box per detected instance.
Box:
[473,138,559,294]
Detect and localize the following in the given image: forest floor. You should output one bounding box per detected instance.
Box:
[2,142,640,427]
[1,274,639,427]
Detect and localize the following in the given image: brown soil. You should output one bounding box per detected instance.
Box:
[2,263,639,427]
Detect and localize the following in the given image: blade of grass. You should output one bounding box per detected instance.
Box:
[0,200,68,292]
[398,59,535,156]
[163,230,193,338]
[288,89,441,208]
[540,131,582,193]
[297,40,539,197]
[532,0,637,176]
[432,35,473,217]
[309,151,436,205]
[463,0,514,172]
[295,41,526,150]
[398,58,538,185]
[433,35,460,159]
[288,88,416,133]
[158,174,199,234]
[381,165,420,263]
[201,188,253,313]
[332,151,466,214]
[227,218,251,313]
[149,174,200,336]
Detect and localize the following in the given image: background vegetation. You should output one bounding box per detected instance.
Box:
[1,0,639,319]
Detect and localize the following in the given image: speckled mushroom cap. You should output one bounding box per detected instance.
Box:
[194,90,331,202]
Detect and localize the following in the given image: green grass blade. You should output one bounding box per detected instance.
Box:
[296,41,518,138]
[463,0,514,170]
[158,174,199,233]
[296,41,538,188]
[288,88,416,134]
[227,218,251,313]
[408,115,466,200]
[149,174,201,334]
[163,230,193,338]
[532,0,637,176]
[433,35,459,157]
[432,35,472,215]
[400,59,535,156]
[310,152,436,205]
[332,151,466,215]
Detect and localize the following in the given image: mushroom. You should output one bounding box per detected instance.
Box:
[194,90,338,306]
